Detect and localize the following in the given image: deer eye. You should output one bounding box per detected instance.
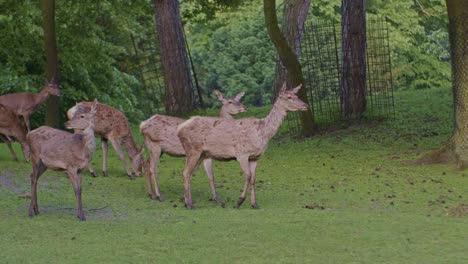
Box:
[80,115,85,118]
[287,96,292,99]
[228,101,232,104]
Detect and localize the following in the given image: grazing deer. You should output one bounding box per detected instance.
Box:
[0,82,61,131]
[0,104,30,162]
[27,100,98,221]
[140,90,246,201]
[67,102,144,180]
[177,84,308,209]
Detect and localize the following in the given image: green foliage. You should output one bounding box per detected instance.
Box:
[186,2,276,106]
[0,0,154,126]
[1,87,467,263]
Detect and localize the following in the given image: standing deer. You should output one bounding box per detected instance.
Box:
[27,100,98,221]
[0,82,61,131]
[0,104,30,162]
[177,84,308,209]
[140,90,246,201]
[67,102,144,180]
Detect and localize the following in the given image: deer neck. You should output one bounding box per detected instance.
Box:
[34,88,51,105]
[121,133,139,161]
[260,101,287,141]
[81,126,96,161]
[218,109,234,119]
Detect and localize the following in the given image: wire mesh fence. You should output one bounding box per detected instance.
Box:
[127,26,203,117]
[289,17,394,133]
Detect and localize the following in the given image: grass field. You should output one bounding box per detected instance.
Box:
[1,87,467,263]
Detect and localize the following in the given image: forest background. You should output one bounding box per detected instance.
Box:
[0,0,450,126]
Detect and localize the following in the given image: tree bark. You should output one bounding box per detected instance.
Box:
[264,0,316,136]
[341,0,366,118]
[152,0,194,115]
[414,0,468,169]
[41,0,60,128]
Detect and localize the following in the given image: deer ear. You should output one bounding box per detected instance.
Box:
[214,90,224,101]
[279,82,287,93]
[234,91,245,101]
[292,84,302,94]
[90,99,98,114]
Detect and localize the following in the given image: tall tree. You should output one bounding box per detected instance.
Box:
[264,0,316,136]
[415,0,467,169]
[41,0,60,128]
[152,0,194,115]
[272,0,310,96]
[341,0,366,118]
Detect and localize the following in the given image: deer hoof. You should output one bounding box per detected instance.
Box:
[251,203,260,209]
[185,203,195,210]
[128,174,135,181]
[102,171,108,177]
[235,197,245,208]
[91,172,97,178]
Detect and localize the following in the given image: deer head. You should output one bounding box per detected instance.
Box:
[131,146,145,177]
[43,82,61,97]
[277,83,308,112]
[64,100,98,131]
[215,90,247,115]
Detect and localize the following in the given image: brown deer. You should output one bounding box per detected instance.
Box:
[0,82,61,131]
[0,104,30,162]
[140,90,246,202]
[177,84,308,209]
[67,102,144,180]
[27,100,98,221]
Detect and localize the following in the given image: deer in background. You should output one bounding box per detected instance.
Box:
[140,90,246,202]
[0,82,61,131]
[177,84,308,209]
[27,100,99,221]
[67,101,143,180]
[0,104,30,162]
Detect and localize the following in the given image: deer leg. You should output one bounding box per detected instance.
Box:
[109,138,134,180]
[236,157,252,208]
[4,138,18,162]
[203,159,221,204]
[249,160,259,209]
[68,169,86,221]
[29,160,46,217]
[101,139,109,177]
[182,151,203,209]
[22,114,31,132]
[147,142,163,201]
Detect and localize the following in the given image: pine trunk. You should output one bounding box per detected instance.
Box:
[41,0,60,128]
[264,0,316,136]
[152,0,194,115]
[341,0,366,118]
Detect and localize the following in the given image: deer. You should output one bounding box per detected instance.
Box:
[0,82,61,131]
[67,101,144,180]
[27,100,99,221]
[140,90,246,202]
[177,83,308,209]
[0,104,30,162]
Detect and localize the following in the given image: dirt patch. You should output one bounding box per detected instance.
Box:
[0,170,21,194]
[448,204,468,217]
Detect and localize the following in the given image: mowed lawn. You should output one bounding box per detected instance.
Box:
[1,87,467,263]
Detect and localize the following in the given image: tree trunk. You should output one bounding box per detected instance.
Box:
[152,0,194,115]
[264,0,316,136]
[341,0,366,118]
[41,0,60,128]
[414,0,468,169]
[273,0,310,96]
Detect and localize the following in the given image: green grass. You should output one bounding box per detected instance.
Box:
[1,87,467,263]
